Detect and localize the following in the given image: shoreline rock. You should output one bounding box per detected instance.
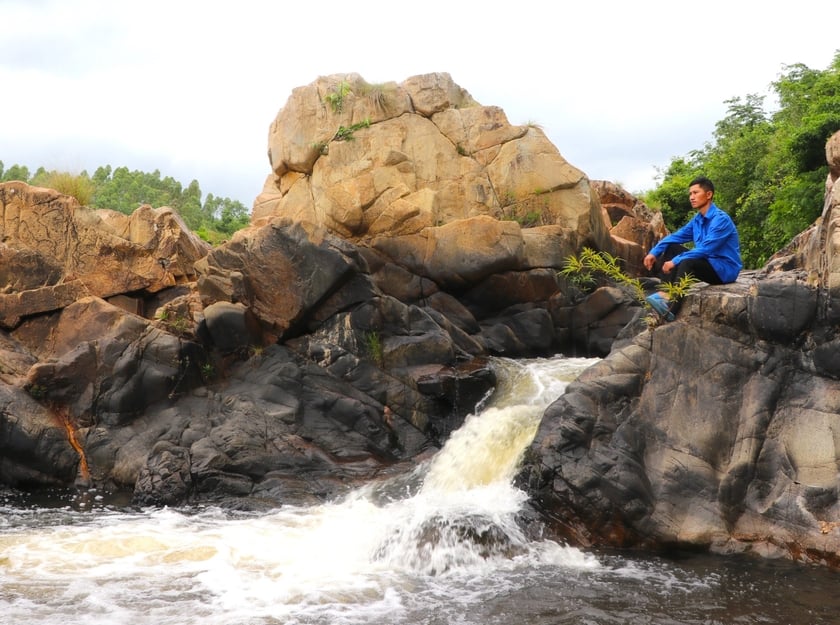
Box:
[518,133,840,567]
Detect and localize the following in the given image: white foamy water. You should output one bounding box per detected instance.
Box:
[8,355,836,625]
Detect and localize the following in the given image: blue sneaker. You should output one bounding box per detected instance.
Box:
[646,293,675,321]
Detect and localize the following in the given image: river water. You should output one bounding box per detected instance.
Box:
[2,356,838,625]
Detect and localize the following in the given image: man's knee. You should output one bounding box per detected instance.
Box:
[676,259,722,284]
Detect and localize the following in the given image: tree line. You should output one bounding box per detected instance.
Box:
[0,163,250,244]
[644,50,840,269]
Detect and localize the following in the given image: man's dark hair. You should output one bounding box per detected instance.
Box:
[689,176,715,195]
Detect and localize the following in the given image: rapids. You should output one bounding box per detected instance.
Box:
[2,356,838,625]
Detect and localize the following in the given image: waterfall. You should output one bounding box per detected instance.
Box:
[359,356,598,575]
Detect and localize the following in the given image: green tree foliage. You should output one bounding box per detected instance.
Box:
[91,166,191,216]
[645,51,840,268]
[0,161,31,182]
[706,94,777,266]
[199,193,250,242]
[0,162,250,243]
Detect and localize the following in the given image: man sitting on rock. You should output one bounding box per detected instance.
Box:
[643,176,742,320]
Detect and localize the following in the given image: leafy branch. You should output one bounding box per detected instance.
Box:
[324,80,352,113]
[333,118,371,141]
[658,273,699,302]
[311,118,373,155]
[561,248,646,303]
[561,247,699,316]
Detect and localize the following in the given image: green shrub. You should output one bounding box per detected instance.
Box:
[561,247,698,315]
[324,80,352,113]
[561,247,646,302]
[32,171,95,206]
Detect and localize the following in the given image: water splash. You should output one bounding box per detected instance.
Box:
[421,404,543,492]
[419,355,597,495]
[363,355,601,576]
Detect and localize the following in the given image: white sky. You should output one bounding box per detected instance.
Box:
[1,0,837,207]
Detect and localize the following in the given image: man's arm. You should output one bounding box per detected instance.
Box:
[671,214,736,264]
[646,218,697,267]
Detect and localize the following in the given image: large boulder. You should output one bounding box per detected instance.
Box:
[16,296,207,426]
[127,343,438,507]
[195,219,365,342]
[591,179,668,275]
[254,72,611,253]
[371,216,525,290]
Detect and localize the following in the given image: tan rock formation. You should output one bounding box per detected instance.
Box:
[827,128,840,183]
[370,215,524,290]
[254,73,611,253]
[0,71,681,513]
[590,179,668,275]
[765,131,840,310]
[523,133,840,568]
[0,181,210,329]
[19,296,198,426]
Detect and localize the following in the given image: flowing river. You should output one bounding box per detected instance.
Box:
[2,356,838,625]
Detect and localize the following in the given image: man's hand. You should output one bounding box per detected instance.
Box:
[643,253,656,271]
[662,260,675,274]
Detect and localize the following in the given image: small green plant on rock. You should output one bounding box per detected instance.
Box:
[27,383,48,400]
[333,118,371,142]
[358,80,392,111]
[364,331,384,367]
[521,210,542,227]
[156,308,193,338]
[200,362,215,382]
[503,209,543,227]
[30,170,95,206]
[169,315,191,335]
[560,247,645,303]
[659,274,699,303]
[561,247,699,318]
[324,80,352,113]
[642,274,699,324]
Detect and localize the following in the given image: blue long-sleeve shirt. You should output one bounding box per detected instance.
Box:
[649,203,743,283]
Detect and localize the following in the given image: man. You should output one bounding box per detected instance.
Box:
[643,176,742,320]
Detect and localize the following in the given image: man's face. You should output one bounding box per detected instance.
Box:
[688,184,713,210]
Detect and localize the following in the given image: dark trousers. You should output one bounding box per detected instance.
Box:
[653,244,723,285]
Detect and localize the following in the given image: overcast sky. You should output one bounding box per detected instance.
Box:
[1,0,837,208]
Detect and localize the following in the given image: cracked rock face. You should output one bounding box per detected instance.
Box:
[256,72,610,249]
[0,181,209,330]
